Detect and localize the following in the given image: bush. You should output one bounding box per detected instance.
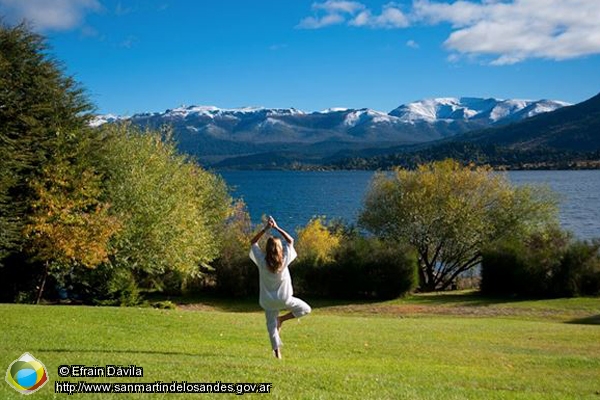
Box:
[480,241,523,296]
[213,259,259,298]
[295,235,418,300]
[150,300,177,310]
[210,215,416,301]
[65,264,142,306]
[554,240,600,297]
[481,228,600,297]
[209,201,259,297]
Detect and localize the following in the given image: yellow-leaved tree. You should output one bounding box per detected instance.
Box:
[296,217,342,266]
[25,157,121,303]
[359,159,558,291]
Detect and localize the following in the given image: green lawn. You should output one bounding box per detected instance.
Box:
[1,293,599,399]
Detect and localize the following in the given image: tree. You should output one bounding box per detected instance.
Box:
[296,217,342,266]
[95,124,231,298]
[24,144,121,302]
[359,159,558,291]
[0,23,233,303]
[0,22,93,264]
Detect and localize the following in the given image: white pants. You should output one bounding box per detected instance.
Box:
[264,297,311,350]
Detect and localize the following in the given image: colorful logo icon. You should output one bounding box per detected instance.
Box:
[5,353,49,395]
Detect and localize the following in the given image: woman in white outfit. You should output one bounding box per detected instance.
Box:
[249,216,311,359]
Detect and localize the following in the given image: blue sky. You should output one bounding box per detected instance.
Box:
[2,0,599,115]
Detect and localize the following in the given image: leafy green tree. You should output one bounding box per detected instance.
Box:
[359,159,558,291]
[0,22,93,264]
[97,124,231,297]
[0,23,233,304]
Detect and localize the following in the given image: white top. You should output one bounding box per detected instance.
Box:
[249,242,297,311]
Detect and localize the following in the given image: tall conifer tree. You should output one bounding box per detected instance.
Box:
[0,22,94,264]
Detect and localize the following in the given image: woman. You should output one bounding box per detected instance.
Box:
[249,216,311,359]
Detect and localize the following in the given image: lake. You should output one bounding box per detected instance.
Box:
[218,170,600,240]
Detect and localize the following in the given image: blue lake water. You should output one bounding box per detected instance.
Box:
[218,170,600,240]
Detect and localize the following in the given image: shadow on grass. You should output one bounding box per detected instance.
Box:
[174,295,261,313]
[566,314,600,325]
[399,290,525,307]
[168,291,536,313]
[34,348,218,357]
[165,293,379,313]
[156,291,575,314]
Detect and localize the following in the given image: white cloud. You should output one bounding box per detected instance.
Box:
[350,4,409,29]
[297,13,346,29]
[299,1,408,30]
[413,0,600,64]
[406,39,419,49]
[297,1,363,29]
[299,0,600,64]
[0,0,101,31]
[313,0,365,15]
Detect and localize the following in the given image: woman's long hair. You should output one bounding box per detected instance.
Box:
[265,237,284,273]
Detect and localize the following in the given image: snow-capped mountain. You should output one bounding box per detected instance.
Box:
[93,97,568,164]
[90,113,128,127]
[389,97,569,125]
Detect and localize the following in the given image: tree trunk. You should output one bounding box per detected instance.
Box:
[35,262,49,304]
[418,264,427,291]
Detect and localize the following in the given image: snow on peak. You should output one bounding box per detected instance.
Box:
[266,108,306,116]
[321,107,349,113]
[89,114,128,127]
[343,109,397,127]
[165,105,221,118]
[91,97,569,131]
[161,106,308,119]
[389,97,569,124]
[389,97,472,123]
[489,99,531,122]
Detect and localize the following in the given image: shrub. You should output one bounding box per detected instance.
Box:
[78,264,142,306]
[295,234,418,300]
[210,201,259,297]
[554,240,600,297]
[211,215,417,301]
[150,300,177,310]
[213,260,259,298]
[480,240,523,296]
[330,237,418,300]
[481,227,600,298]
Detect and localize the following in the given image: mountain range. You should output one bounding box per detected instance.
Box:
[332,92,600,170]
[93,97,569,167]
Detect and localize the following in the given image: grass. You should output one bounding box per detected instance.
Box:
[1,292,599,399]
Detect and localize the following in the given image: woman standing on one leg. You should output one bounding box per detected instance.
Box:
[249,216,311,359]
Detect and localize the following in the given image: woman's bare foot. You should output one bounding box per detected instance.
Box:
[273,348,282,359]
[277,312,295,334]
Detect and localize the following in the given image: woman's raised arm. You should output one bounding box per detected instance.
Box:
[250,220,272,245]
[270,216,294,245]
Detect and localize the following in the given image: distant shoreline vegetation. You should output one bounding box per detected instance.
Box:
[212,161,600,171]
[325,145,600,171]
[203,138,600,171]
[209,152,600,171]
